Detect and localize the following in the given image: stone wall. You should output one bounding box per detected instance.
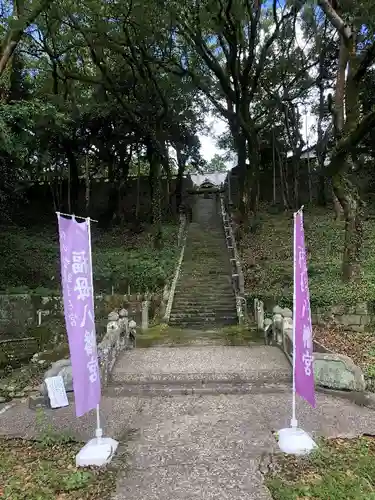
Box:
[0,290,169,339]
[251,296,375,333]
[12,175,194,226]
[312,302,374,332]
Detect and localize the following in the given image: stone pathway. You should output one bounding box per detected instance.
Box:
[1,344,375,499]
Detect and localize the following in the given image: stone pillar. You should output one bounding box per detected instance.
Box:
[118,308,129,347]
[160,285,169,318]
[141,301,149,331]
[256,300,264,330]
[282,317,293,354]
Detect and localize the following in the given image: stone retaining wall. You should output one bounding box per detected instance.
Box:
[251,296,375,333]
[312,302,374,332]
[0,289,169,339]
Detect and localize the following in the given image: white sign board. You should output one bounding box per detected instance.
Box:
[45,375,69,409]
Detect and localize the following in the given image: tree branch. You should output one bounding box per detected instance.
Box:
[327,109,375,176]
[353,40,375,84]
[317,0,352,41]
[0,0,54,76]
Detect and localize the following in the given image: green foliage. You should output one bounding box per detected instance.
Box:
[266,436,375,499]
[240,208,375,307]
[205,153,228,173]
[0,224,179,293]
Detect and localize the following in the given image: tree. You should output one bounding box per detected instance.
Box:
[206,153,227,173]
[316,0,375,281]
[160,0,305,215]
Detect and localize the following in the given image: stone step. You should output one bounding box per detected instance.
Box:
[106,379,292,398]
[175,285,234,292]
[110,345,292,385]
[177,280,233,286]
[175,285,234,291]
[171,312,237,320]
[173,300,236,307]
[172,305,236,313]
[185,246,227,251]
[174,287,234,295]
[174,289,234,294]
[178,278,232,286]
[185,243,227,249]
[182,257,229,262]
[184,252,228,256]
[170,312,237,319]
[171,304,236,311]
[170,310,237,322]
[168,319,238,329]
[177,273,232,279]
[173,295,235,303]
[178,271,232,275]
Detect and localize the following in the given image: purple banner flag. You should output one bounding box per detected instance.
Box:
[294,211,315,408]
[57,215,101,417]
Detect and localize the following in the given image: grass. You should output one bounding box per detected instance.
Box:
[0,437,117,499]
[265,436,375,499]
[239,208,375,308]
[0,223,179,294]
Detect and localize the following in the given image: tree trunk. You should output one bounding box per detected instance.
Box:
[316,38,327,207]
[331,31,363,281]
[147,141,163,249]
[272,129,276,205]
[246,142,260,215]
[235,132,247,216]
[65,143,79,214]
[0,0,52,78]
[99,154,118,228]
[293,158,299,208]
[276,148,289,209]
[333,191,343,220]
[116,158,131,224]
[175,147,185,214]
[85,155,90,215]
[317,173,327,207]
[135,154,141,220]
[332,171,363,281]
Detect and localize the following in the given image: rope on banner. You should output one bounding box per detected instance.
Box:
[56,211,98,222]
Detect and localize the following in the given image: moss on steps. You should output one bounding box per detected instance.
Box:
[136,323,264,348]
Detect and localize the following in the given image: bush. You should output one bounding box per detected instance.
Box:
[0,223,179,294]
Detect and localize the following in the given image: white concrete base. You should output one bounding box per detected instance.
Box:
[76,437,119,467]
[277,427,317,455]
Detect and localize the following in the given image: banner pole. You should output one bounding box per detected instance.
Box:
[86,217,103,443]
[276,206,316,455]
[291,211,298,429]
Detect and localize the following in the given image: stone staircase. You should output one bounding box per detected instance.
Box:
[169,196,237,329]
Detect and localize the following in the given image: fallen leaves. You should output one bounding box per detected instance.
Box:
[313,322,375,380]
[265,436,375,499]
[0,438,116,500]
